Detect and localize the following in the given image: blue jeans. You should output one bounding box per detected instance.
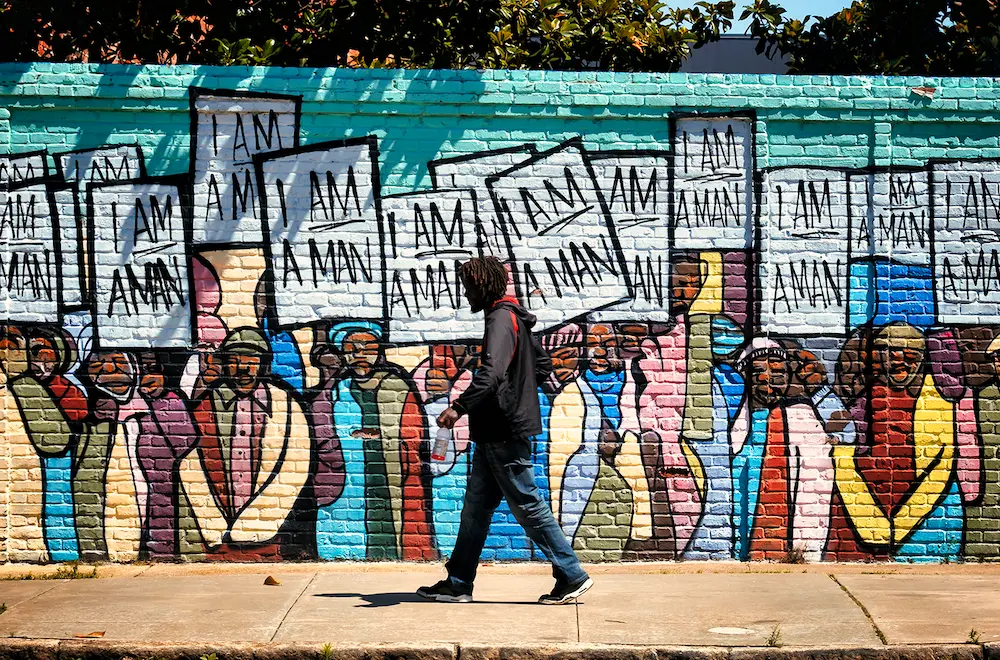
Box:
[445,437,589,588]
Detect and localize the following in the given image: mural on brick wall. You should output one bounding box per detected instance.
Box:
[4,87,1000,565]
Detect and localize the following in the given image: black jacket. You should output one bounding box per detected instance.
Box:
[454,299,551,442]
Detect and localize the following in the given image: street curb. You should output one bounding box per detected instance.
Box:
[0,640,455,660]
[463,647,983,660]
[728,646,982,660]
[0,641,989,660]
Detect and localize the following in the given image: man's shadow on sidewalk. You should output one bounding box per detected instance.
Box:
[314,593,541,608]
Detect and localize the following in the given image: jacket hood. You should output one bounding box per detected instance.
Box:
[491,297,537,329]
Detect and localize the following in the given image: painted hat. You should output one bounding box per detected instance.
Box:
[222,328,270,356]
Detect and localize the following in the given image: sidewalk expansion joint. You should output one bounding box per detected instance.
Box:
[574,600,581,643]
[828,573,889,645]
[269,572,318,642]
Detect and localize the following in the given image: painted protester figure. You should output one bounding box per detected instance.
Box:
[966,331,1000,559]
[608,322,658,552]
[412,345,476,557]
[132,354,200,558]
[12,327,88,561]
[616,255,709,557]
[308,325,350,560]
[572,322,629,555]
[181,255,227,402]
[179,328,311,559]
[540,324,601,544]
[828,323,964,561]
[90,350,149,561]
[731,340,847,562]
[0,325,24,562]
[2,325,50,561]
[685,316,745,560]
[325,322,436,560]
[72,350,137,560]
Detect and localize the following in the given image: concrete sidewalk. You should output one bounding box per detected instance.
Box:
[0,562,997,659]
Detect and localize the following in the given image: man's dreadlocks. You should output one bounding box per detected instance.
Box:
[459,256,508,308]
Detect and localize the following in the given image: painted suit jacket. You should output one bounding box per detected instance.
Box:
[180,381,311,547]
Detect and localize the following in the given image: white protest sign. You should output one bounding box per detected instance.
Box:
[0,183,61,323]
[871,169,931,266]
[384,189,486,343]
[759,167,852,336]
[87,181,192,349]
[486,140,631,330]
[587,151,672,322]
[190,89,299,246]
[55,144,146,308]
[256,137,384,327]
[932,159,1000,324]
[672,116,754,250]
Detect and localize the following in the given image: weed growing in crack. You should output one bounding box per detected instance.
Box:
[765,624,783,647]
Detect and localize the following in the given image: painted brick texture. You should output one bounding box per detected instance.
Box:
[1,64,1000,564]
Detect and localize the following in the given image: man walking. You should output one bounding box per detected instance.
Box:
[417,257,594,605]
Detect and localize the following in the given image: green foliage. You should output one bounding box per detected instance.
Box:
[0,603,7,616]
[0,0,738,71]
[199,653,219,660]
[480,0,737,71]
[743,0,1000,75]
[214,38,282,66]
[968,628,982,644]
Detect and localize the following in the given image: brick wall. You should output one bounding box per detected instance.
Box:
[1,64,1000,563]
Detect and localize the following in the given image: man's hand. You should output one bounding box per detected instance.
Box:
[437,407,460,430]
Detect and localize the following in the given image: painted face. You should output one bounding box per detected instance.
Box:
[881,346,924,389]
[616,323,648,356]
[224,353,262,395]
[551,345,582,384]
[87,352,136,400]
[670,260,704,315]
[0,327,29,380]
[750,353,789,408]
[343,331,380,379]
[586,324,622,374]
[28,335,59,381]
[426,367,451,395]
[201,352,223,387]
[312,344,343,374]
[139,370,167,399]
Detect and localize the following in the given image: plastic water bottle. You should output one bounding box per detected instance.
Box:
[431,426,450,461]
